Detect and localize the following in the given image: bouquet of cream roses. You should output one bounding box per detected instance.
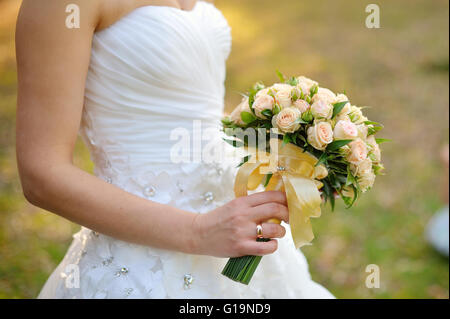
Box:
[220,72,386,284]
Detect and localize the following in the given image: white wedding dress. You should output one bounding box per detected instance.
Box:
[38,1,334,299]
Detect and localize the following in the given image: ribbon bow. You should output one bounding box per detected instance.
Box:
[234,139,325,248]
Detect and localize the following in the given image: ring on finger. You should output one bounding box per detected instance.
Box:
[256,224,263,239]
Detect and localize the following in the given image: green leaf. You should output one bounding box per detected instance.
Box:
[298,134,307,143]
[335,173,348,184]
[282,134,292,146]
[329,173,341,189]
[272,104,281,115]
[305,95,312,104]
[301,110,313,123]
[291,131,298,144]
[341,194,353,207]
[221,117,233,126]
[373,163,385,175]
[247,82,265,115]
[348,184,359,208]
[364,120,383,126]
[299,89,305,100]
[286,76,299,86]
[276,70,286,83]
[332,101,349,119]
[326,139,353,151]
[327,163,347,175]
[222,138,245,148]
[375,138,391,144]
[368,153,377,162]
[340,184,358,209]
[240,111,256,124]
[263,173,273,187]
[315,152,328,167]
[291,88,300,101]
[329,188,335,211]
[296,117,308,124]
[237,155,252,167]
[365,121,384,136]
[310,84,318,97]
[368,126,383,136]
[322,179,335,211]
[345,166,357,186]
[262,122,272,130]
[261,109,273,118]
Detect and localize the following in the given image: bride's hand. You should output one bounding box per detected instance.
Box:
[192,191,289,258]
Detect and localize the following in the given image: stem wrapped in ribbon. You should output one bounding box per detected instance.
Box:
[222,138,327,284]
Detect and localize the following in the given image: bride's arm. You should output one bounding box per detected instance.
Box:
[16,0,288,258]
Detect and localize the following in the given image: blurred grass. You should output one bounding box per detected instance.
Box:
[0,0,448,298]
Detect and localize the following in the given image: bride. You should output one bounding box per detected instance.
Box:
[16,0,334,298]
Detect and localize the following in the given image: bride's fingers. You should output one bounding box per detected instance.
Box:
[242,239,278,256]
[259,223,286,239]
[249,202,289,223]
[243,191,287,207]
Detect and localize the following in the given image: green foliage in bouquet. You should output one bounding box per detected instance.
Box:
[222,71,387,211]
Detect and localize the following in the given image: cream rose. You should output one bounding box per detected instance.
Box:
[339,144,351,157]
[370,143,381,163]
[311,87,336,105]
[349,105,368,124]
[350,157,372,177]
[296,76,318,96]
[255,88,270,99]
[346,138,368,165]
[230,97,250,125]
[358,170,376,192]
[273,83,293,108]
[252,94,275,118]
[366,135,377,148]
[307,121,333,150]
[314,165,328,180]
[311,100,333,119]
[357,124,369,140]
[334,120,358,140]
[336,114,351,123]
[290,87,302,100]
[272,107,301,133]
[292,99,310,113]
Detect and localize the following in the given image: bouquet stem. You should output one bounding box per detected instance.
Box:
[221,238,270,285]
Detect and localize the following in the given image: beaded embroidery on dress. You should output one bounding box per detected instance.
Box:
[38,1,334,299]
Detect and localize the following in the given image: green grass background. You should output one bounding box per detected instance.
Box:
[0,0,448,298]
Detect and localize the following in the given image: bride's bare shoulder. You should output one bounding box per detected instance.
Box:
[16,0,212,35]
[97,0,211,31]
[16,0,180,33]
[17,0,102,31]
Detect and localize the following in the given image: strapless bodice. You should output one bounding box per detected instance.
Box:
[80,1,231,163]
[79,1,235,209]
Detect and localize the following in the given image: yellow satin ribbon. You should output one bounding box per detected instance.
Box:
[234,139,325,249]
